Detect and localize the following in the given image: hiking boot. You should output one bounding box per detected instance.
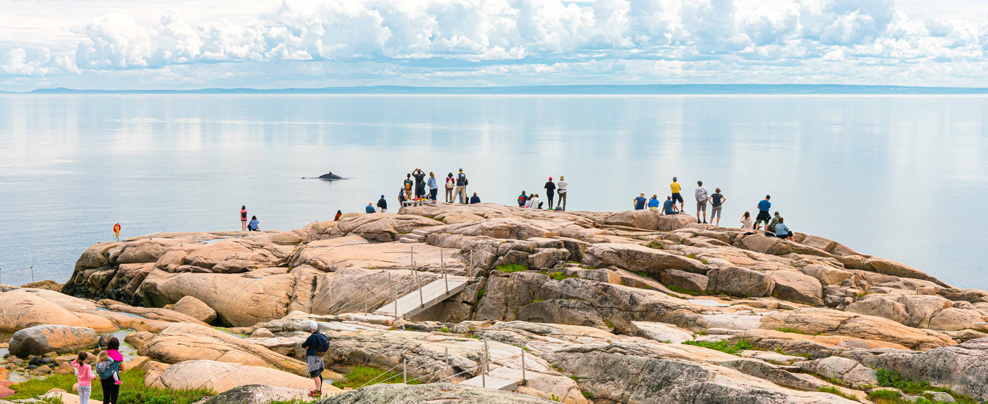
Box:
[309,390,322,397]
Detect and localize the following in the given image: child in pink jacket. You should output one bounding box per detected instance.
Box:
[71,352,97,404]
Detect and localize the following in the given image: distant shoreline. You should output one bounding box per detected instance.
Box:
[5,84,988,95]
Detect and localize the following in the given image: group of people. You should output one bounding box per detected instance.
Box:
[517,176,568,210]
[69,337,124,404]
[369,168,479,212]
[240,205,260,231]
[633,178,793,238]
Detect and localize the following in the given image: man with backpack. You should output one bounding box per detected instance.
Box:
[455,169,468,204]
[302,321,330,397]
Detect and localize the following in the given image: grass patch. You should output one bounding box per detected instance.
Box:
[578,265,597,270]
[682,339,752,355]
[530,298,546,304]
[439,327,450,333]
[648,241,664,249]
[496,264,529,273]
[476,287,486,299]
[874,369,978,404]
[603,319,615,330]
[776,327,806,335]
[582,391,593,399]
[332,366,422,389]
[10,369,212,404]
[666,284,699,296]
[637,271,649,278]
[549,272,578,281]
[684,254,708,264]
[817,387,858,402]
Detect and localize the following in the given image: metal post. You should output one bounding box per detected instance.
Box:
[410,246,415,267]
[30,266,34,284]
[521,343,527,383]
[415,270,424,308]
[389,273,399,320]
[445,347,450,369]
[443,262,449,294]
[470,250,474,271]
[483,337,490,373]
[0,266,3,285]
[403,359,407,384]
[480,353,486,388]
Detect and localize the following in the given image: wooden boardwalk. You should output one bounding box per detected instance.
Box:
[373,275,470,319]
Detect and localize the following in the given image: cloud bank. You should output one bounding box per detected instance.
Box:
[3,0,988,89]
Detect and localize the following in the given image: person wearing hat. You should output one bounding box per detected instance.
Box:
[633,193,647,210]
[557,175,568,211]
[377,195,388,213]
[544,177,556,210]
[301,321,330,397]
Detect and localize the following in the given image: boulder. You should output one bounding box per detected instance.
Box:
[864,257,949,287]
[760,308,955,350]
[173,296,218,324]
[798,265,853,287]
[148,360,340,394]
[583,243,706,276]
[314,383,555,404]
[180,239,293,273]
[0,289,115,332]
[204,384,321,404]
[659,269,708,294]
[8,325,97,356]
[796,357,877,389]
[630,321,694,343]
[771,271,824,306]
[861,337,988,401]
[707,267,775,297]
[139,323,312,375]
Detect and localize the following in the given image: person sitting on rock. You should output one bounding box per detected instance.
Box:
[633,193,647,210]
[470,192,481,204]
[662,196,679,215]
[377,195,388,213]
[529,193,541,210]
[648,195,660,211]
[741,211,754,231]
[767,211,781,233]
[247,216,260,231]
[365,203,376,214]
[334,210,343,221]
[301,321,331,398]
[517,191,527,207]
[774,217,793,240]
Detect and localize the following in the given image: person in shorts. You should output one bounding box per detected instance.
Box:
[670,177,684,212]
[755,195,772,231]
[694,181,708,224]
[302,321,330,397]
[708,188,726,226]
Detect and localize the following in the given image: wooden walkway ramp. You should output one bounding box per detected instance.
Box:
[373,275,470,319]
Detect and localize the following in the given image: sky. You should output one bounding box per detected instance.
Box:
[3,0,988,91]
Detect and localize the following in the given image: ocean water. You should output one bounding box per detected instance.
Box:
[0,94,986,290]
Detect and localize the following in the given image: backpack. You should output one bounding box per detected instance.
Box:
[446,178,455,188]
[314,332,330,353]
[518,195,525,205]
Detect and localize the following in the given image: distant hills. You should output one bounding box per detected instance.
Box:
[12,84,988,95]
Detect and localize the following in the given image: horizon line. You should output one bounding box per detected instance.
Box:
[5,83,988,95]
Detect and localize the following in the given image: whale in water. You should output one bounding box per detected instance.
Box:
[317,171,344,181]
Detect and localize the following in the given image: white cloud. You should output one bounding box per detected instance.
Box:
[3,0,988,88]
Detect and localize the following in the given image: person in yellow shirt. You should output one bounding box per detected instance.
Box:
[670,177,684,212]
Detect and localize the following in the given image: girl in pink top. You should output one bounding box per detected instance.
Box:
[71,352,97,404]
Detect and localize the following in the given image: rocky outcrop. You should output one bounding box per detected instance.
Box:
[173,296,218,324]
[860,337,988,401]
[204,384,326,404]
[8,325,97,356]
[147,360,341,394]
[315,383,555,404]
[759,308,954,350]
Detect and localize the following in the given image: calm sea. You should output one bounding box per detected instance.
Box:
[1,94,985,289]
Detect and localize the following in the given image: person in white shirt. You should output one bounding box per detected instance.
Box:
[741,211,754,230]
[529,194,541,210]
[557,176,568,211]
[694,181,709,224]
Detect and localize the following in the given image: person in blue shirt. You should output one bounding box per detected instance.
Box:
[755,195,772,231]
[300,321,330,397]
[774,217,793,240]
[365,203,375,214]
[247,216,260,231]
[633,193,647,210]
[427,172,438,201]
[662,196,680,215]
[469,192,481,204]
[647,195,660,211]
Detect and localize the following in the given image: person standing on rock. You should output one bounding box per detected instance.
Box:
[670,177,685,213]
[71,352,96,404]
[708,188,726,227]
[755,195,772,231]
[634,193,647,210]
[412,168,426,198]
[662,196,679,215]
[694,181,709,224]
[377,195,388,213]
[240,206,248,231]
[302,321,331,398]
[427,172,438,201]
[96,337,123,404]
[557,176,568,211]
[455,169,468,204]
[544,177,556,210]
[247,216,260,231]
[444,172,455,203]
[403,174,414,201]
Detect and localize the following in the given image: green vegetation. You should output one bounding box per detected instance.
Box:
[684,254,708,264]
[682,339,753,355]
[648,241,664,249]
[10,369,213,404]
[582,391,594,399]
[578,265,597,270]
[549,272,578,281]
[776,327,806,335]
[477,287,486,299]
[332,366,422,389]
[666,284,699,296]
[530,298,546,304]
[496,264,529,273]
[873,369,978,404]
[439,327,450,333]
[603,319,615,330]
[637,271,649,278]
[817,387,858,402]
[268,400,316,404]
